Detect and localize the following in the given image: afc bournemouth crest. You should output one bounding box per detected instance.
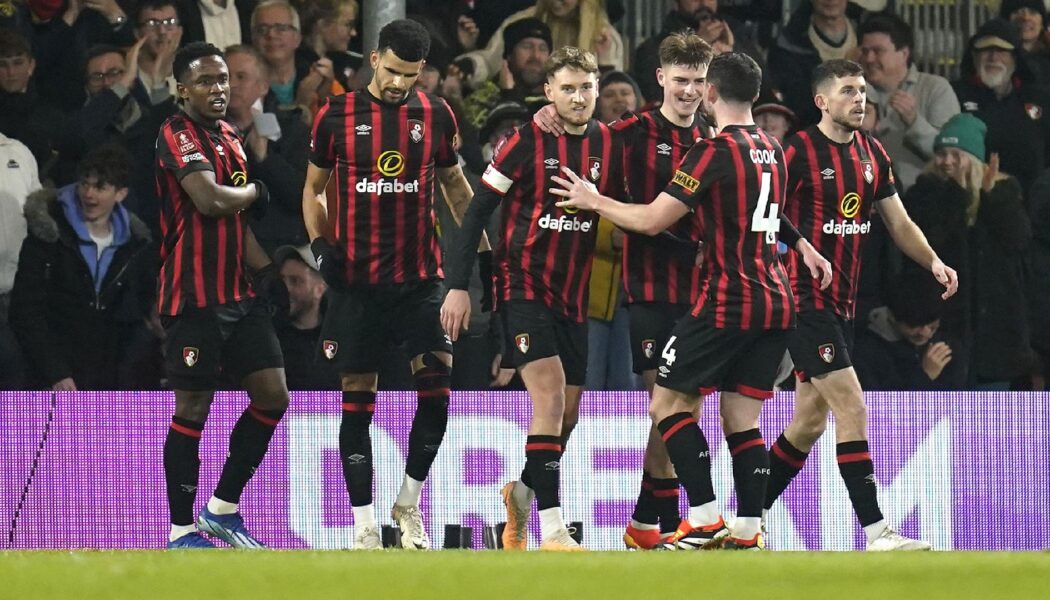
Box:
[862,161,874,184]
[515,333,530,354]
[818,343,835,364]
[1026,103,1043,120]
[408,119,425,143]
[323,340,339,360]
[642,339,655,359]
[183,347,199,367]
[587,156,602,182]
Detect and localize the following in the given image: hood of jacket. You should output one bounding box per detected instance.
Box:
[24,186,151,246]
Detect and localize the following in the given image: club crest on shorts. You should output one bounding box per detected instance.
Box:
[642,339,655,359]
[182,347,199,367]
[408,119,425,143]
[818,343,835,364]
[515,333,530,354]
[323,340,339,360]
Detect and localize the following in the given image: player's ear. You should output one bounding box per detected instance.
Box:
[544,81,553,102]
[656,67,664,87]
[370,50,379,70]
[176,82,189,103]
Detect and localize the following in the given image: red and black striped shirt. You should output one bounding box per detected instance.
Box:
[309,88,460,285]
[663,124,794,330]
[782,126,896,319]
[613,110,707,305]
[156,112,252,316]
[481,121,624,322]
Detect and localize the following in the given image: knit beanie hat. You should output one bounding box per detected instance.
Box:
[934,113,987,160]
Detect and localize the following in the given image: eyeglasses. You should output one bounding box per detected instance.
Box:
[88,68,125,83]
[253,23,298,36]
[139,17,180,29]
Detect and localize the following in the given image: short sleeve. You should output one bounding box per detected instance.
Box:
[871,137,898,200]
[434,97,461,168]
[158,125,213,180]
[480,125,533,196]
[783,135,807,198]
[662,140,729,211]
[309,98,336,169]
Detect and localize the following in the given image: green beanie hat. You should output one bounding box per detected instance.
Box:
[934,113,987,161]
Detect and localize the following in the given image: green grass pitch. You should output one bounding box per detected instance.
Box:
[2,551,1046,599]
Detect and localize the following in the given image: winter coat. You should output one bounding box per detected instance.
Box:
[1024,167,1050,357]
[9,187,156,389]
[903,173,1035,381]
[853,307,967,391]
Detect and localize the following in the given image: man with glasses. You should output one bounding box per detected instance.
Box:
[177,0,256,50]
[250,0,306,112]
[135,1,183,101]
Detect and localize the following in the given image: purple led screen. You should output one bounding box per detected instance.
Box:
[2,391,1047,550]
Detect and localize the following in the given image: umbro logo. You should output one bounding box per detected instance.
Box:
[180,484,197,493]
[545,461,560,471]
[657,143,672,155]
[356,124,372,135]
[544,158,559,169]
[821,168,835,180]
[424,444,440,453]
[346,454,366,464]
[865,474,877,484]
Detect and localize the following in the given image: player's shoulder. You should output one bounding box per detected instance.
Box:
[609,110,642,133]
[159,112,191,135]
[857,130,892,161]
[412,88,454,113]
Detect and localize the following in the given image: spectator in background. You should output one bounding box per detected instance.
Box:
[1027,162,1050,390]
[134,1,184,100]
[854,273,966,391]
[0,29,76,185]
[10,144,158,390]
[178,0,257,50]
[452,0,624,88]
[1001,0,1050,87]
[862,98,879,133]
[904,114,1035,390]
[272,245,339,390]
[225,44,310,253]
[298,0,360,92]
[953,18,1050,194]
[753,92,798,141]
[859,12,960,191]
[251,0,308,112]
[0,132,40,390]
[770,0,859,127]
[595,70,639,124]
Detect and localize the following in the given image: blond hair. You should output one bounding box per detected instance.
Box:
[535,0,611,57]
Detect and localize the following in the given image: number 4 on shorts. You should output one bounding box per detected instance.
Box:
[662,335,678,366]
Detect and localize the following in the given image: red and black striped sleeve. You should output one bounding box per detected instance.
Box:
[309,97,337,169]
[663,139,728,210]
[434,97,461,168]
[870,136,898,201]
[158,124,213,180]
[481,124,533,195]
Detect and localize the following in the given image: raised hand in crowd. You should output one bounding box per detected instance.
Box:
[457,14,479,51]
[119,35,148,90]
[888,89,918,126]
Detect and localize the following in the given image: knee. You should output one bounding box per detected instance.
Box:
[174,394,212,423]
[251,390,289,412]
[414,353,452,409]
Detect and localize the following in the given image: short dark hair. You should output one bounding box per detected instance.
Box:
[858,13,914,63]
[707,52,761,104]
[0,29,32,59]
[173,42,225,83]
[84,44,124,75]
[77,144,131,189]
[659,30,713,69]
[545,46,599,79]
[887,275,944,327]
[811,59,865,95]
[376,19,430,62]
[135,0,179,24]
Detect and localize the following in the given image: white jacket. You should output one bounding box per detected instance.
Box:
[0,133,41,294]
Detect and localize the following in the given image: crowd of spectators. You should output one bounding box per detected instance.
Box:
[0,0,1045,392]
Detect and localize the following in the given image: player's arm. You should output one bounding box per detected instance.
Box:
[436,163,491,251]
[550,166,688,235]
[877,193,958,299]
[302,162,332,242]
[440,185,502,341]
[244,227,271,271]
[179,170,261,217]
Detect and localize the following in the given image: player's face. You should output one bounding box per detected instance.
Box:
[897,318,940,346]
[280,259,325,321]
[859,32,908,89]
[658,63,707,120]
[817,74,866,131]
[178,55,231,122]
[597,81,637,123]
[933,147,972,183]
[545,67,597,127]
[77,176,128,223]
[370,49,423,104]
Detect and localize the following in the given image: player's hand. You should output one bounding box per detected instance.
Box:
[249,179,269,221]
[490,354,515,387]
[51,377,77,392]
[311,237,349,291]
[253,263,290,318]
[922,341,953,381]
[441,288,472,341]
[533,103,565,136]
[550,166,600,211]
[930,259,958,299]
[889,90,918,126]
[982,152,1000,192]
[797,238,833,290]
[477,250,494,312]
